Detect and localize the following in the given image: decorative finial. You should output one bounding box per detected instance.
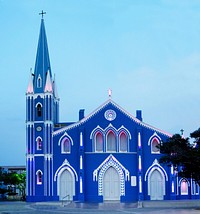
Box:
[180,129,184,138]
[108,89,112,98]
[39,10,46,19]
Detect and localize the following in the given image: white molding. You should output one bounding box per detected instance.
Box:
[148,132,161,146]
[54,159,78,182]
[53,100,172,137]
[93,154,129,196]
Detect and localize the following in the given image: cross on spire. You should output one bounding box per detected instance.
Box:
[39,10,46,19]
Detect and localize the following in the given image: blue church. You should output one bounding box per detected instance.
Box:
[26,16,200,202]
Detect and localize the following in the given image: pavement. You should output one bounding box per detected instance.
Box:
[0,200,200,214]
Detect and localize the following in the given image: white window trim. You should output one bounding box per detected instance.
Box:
[36,170,43,185]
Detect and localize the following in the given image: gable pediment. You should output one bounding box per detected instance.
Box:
[53,99,171,137]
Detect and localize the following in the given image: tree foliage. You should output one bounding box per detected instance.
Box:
[0,168,26,199]
[159,129,200,184]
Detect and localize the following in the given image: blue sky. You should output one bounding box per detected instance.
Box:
[1,0,200,165]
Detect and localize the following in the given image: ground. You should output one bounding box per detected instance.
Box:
[0,201,200,214]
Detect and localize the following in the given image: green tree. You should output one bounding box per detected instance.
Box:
[0,169,26,199]
[159,131,200,184]
[15,172,26,198]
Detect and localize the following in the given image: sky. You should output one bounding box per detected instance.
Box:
[1,0,200,166]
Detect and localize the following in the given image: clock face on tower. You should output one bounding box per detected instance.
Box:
[104,109,116,121]
[36,126,42,132]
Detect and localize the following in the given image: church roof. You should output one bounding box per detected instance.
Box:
[53,99,172,137]
[33,18,51,93]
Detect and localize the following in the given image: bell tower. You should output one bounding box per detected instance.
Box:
[26,13,59,201]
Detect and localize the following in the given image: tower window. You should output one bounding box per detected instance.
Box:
[37,104,42,117]
[37,137,42,150]
[37,76,42,88]
[36,170,43,185]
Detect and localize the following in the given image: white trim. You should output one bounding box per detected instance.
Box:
[58,132,73,146]
[138,132,141,148]
[54,159,78,182]
[145,159,168,196]
[145,159,168,181]
[119,131,128,152]
[80,132,83,146]
[37,74,42,88]
[53,99,172,137]
[148,132,162,146]
[35,102,43,107]
[36,169,43,185]
[80,177,83,193]
[57,167,76,197]
[93,154,130,197]
[179,178,189,195]
[106,130,117,152]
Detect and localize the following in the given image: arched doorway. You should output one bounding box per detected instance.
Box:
[150,169,164,200]
[103,167,120,200]
[59,170,74,200]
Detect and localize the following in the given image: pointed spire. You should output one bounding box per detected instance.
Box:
[33,17,52,93]
[53,74,59,99]
[26,69,34,94]
[44,70,53,92]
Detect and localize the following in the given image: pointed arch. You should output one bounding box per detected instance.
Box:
[95,131,103,152]
[58,132,73,154]
[106,130,117,152]
[148,132,161,154]
[93,154,130,197]
[54,159,78,199]
[36,170,43,185]
[58,132,73,146]
[179,178,190,195]
[148,132,161,146]
[54,159,78,182]
[37,74,42,88]
[119,131,128,152]
[151,138,160,153]
[36,102,42,117]
[36,136,42,150]
[145,159,168,197]
[61,138,71,153]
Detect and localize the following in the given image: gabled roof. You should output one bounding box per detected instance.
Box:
[33,18,51,93]
[53,99,172,137]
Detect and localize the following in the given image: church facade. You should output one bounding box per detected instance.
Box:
[26,17,200,202]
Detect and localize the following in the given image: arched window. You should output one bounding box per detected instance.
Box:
[107,131,116,152]
[37,104,42,117]
[95,132,103,152]
[37,137,42,150]
[36,170,43,185]
[196,183,199,195]
[151,138,160,153]
[181,179,188,195]
[37,76,42,88]
[62,138,71,153]
[119,132,128,152]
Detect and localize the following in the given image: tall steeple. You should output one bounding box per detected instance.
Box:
[33,17,51,93]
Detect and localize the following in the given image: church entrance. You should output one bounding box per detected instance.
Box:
[150,169,164,200]
[103,167,120,201]
[59,170,73,201]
